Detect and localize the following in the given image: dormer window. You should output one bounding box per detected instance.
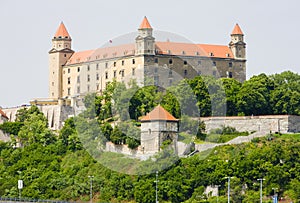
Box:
[226,53,230,57]
[182,51,185,55]
[195,51,199,56]
[210,52,214,56]
[167,50,171,54]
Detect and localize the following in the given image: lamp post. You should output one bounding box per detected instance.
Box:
[272,188,278,203]
[225,177,232,203]
[154,171,159,203]
[88,175,94,203]
[257,178,265,203]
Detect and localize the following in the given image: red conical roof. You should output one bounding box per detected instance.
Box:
[140,105,178,121]
[0,109,8,120]
[54,22,71,38]
[231,23,243,35]
[139,16,152,29]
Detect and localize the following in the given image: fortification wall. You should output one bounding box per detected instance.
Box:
[201,115,300,133]
[2,105,74,130]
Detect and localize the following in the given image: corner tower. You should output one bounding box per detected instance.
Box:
[135,16,155,55]
[229,23,246,59]
[48,22,74,99]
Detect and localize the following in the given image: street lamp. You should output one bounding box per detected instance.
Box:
[257,178,265,203]
[88,175,94,203]
[272,188,278,203]
[225,177,233,203]
[154,171,159,203]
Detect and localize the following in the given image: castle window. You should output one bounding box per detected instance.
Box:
[96,64,99,70]
[212,61,216,66]
[113,62,116,67]
[154,58,158,63]
[68,68,70,73]
[87,75,90,82]
[87,65,90,71]
[96,84,99,90]
[77,67,80,72]
[87,85,90,92]
[113,70,116,78]
[105,62,108,68]
[148,129,151,134]
[229,62,233,67]
[132,59,135,64]
[169,70,172,78]
[67,77,71,85]
[105,72,108,79]
[120,70,125,77]
[96,73,99,81]
[227,71,233,78]
[183,60,187,65]
[77,86,80,94]
[67,88,71,95]
[122,60,124,66]
[132,68,135,76]
[184,69,188,76]
[64,54,67,57]
[198,60,201,65]
[154,75,159,86]
[169,59,173,64]
[77,76,80,83]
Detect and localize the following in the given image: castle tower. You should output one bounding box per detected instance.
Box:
[229,23,246,59]
[140,105,179,154]
[135,16,155,55]
[48,22,74,99]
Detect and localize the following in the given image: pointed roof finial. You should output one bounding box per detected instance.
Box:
[231,23,244,35]
[54,22,71,39]
[139,16,152,29]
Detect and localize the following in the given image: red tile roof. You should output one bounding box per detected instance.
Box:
[0,109,8,120]
[231,23,243,35]
[139,16,152,29]
[54,22,71,39]
[155,41,234,58]
[66,50,95,65]
[140,105,178,122]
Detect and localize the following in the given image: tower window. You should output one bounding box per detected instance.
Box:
[227,71,233,78]
[132,59,135,64]
[87,85,90,92]
[105,72,108,79]
[198,60,201,65]
[64,54,67,57]
[132,68,135,76]
[120,70,125,77]
[67,77,71,85]
[96,64,99,70]
[213,61,216,66]
[169,79,173,86]
[184,69,188,76]
[183,60,187,65]
[105,62,108,68]
[169,70,172,77]
[154,58,158,63]
[67,88,71,95]
[122,60,124,66]
[169,59,173,64]
[229,62,233,67]
[96,73,99,80]
[114,70,117,78]
[77,67,80,72]
[87,65,90,71]
[113,62,116,67]
[68,68,70,73]
[77,76,80,83]
[154,76,159,86]
[77,86,80,94]
[87,75,90,82]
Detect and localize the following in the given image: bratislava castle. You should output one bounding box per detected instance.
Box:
[45,17,246,105]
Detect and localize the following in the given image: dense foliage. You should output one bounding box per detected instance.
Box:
[1,71,300,202]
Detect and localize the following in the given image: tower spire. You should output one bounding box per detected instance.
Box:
[54,22,71,39]
[231,23,243,35]
[139,16,152,29]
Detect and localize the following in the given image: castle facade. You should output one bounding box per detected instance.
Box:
[46,17,246,104]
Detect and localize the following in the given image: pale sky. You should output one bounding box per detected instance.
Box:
[0,0,299,108]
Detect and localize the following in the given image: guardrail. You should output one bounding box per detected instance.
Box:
[0,197,77,203]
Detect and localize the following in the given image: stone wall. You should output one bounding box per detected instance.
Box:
[201,115,300,133]
[105,141,144,156]
[3,105,74,130]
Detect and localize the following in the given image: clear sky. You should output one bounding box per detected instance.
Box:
[0,0,299,108]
